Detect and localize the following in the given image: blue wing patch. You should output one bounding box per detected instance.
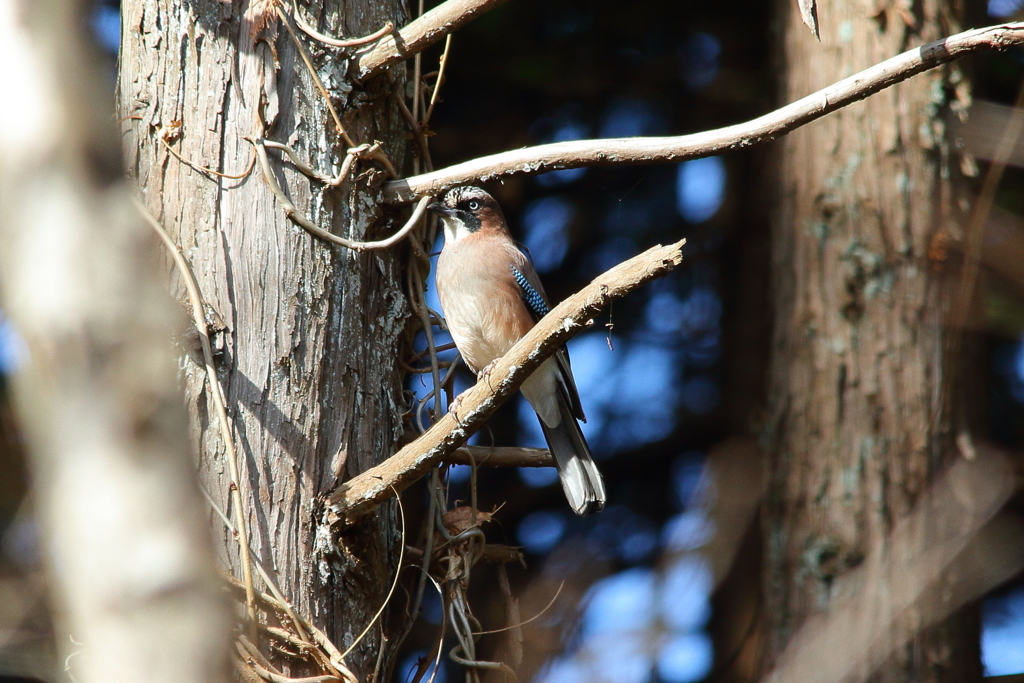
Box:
[511,266,549,320]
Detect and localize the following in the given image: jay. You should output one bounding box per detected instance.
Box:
[429,186,606,515]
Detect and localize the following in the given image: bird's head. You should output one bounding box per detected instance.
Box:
[428,186,507,243]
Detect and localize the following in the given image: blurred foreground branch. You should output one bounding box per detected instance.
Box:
[324,240,686,529]
[383,21,1024,202]
[765,446,1024,683]
[0,2,229,682]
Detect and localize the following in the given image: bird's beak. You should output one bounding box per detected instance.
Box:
[428,201,455,216]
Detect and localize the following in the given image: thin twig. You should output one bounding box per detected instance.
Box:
[410,265,444,421]
[472,582,564,635]
[360,142,401,179]
[259,623,314,652]
[325,240,685,527]
[408,573,447,683]
[225,575,358,683]
[161,137,258,180]
[494,563,522,666]
[263,140,367,186]
[390,470,447,681]
[275,4,354,146]
[237,637,282,676]
[423,34,452,128]
[355,0,511,79]
[412,0,425,140]
[951,81,1024,333]
[289,0,394,48]
[235,655,269,683]
[415,341,458,358]
[239,638,341,683]
[254,138,431,250]
[396,93,434,173]
[448,582,512,682]
[414,357,460,435]
[200,484,310,643]
[134,198,259,632]
[382,22,1024,202]
[401,357,453,374]
[339,486,407,660]
[449,645,516,683]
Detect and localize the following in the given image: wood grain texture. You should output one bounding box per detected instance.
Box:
[764,0,981,680]
[118,0,410,676]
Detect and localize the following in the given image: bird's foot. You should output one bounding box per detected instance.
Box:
[477,360,499,384]
[448,390,469,425]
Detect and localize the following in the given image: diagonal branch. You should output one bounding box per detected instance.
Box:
[382,21,1024,203]
[354,0,512,80]
[324,240,686,529]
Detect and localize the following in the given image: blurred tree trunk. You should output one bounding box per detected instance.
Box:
[766,0,980,680]
[119,0,409,677]
[0,1,232,682]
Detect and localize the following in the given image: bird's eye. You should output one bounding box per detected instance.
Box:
[467,199,481,211]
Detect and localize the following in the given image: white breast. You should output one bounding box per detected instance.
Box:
[442,286,503,371]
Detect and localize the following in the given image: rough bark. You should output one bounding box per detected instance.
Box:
[118,0,409,677]
[766,0,980,680]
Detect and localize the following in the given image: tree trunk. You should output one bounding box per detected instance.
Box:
[766,0,981,680]
[119,0,409,677]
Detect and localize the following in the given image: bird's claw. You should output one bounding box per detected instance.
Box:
[477,360,499,383]
[448,390,469,425]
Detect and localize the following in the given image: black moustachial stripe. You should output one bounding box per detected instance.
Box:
[511,266,549,321]
[457,209,482,232]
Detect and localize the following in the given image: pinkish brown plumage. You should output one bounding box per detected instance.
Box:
[437,233,533,372]
[429,187,606,515]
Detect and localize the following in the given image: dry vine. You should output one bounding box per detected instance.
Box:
[135,198,259,630]
[139,203,363,683]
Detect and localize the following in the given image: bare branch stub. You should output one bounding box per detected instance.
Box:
[381,21,1024,203]
[354,0,512,80]
[797,0,820,40]
[324,240,686,529]
[446,446,553,468]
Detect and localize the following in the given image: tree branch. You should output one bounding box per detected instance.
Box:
[354,0,511,80]
[447,446,553,468]
[324,240,685,528]
[382,21,1024,203]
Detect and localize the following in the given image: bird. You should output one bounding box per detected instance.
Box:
[428,186,606,516]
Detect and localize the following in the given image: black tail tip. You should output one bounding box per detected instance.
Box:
[571,497,605,516]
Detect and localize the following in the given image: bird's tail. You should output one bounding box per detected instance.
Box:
[539,394,606,516]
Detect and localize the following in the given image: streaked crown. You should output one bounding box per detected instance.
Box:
[441,186,493,209]
[432,186,508,243]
